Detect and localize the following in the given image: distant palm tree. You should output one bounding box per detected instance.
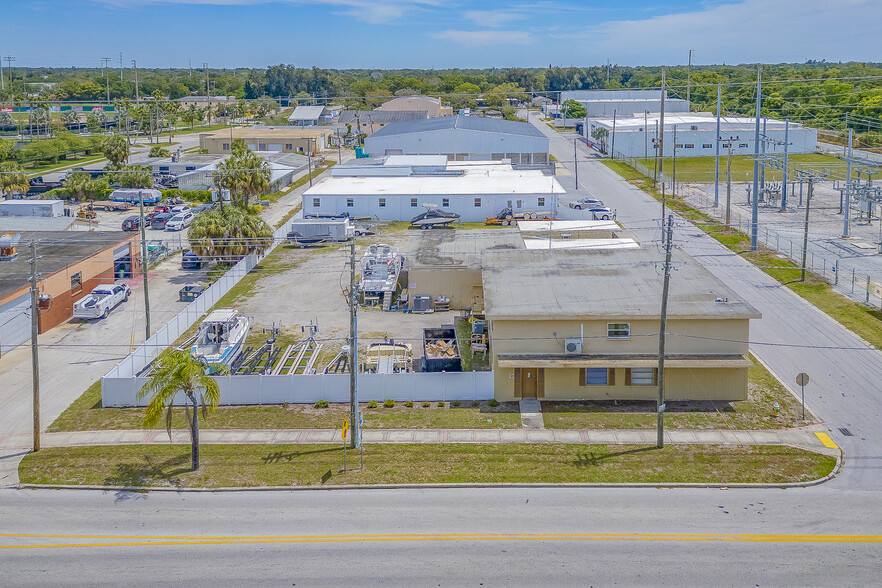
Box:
[137,350,226,471]
[100,134,129,165]
[0,162,29,198]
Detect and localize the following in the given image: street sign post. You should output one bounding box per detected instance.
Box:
[342,418,349,471]
[796,373,810,420]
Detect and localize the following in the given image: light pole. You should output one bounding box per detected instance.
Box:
[101,57,112,104]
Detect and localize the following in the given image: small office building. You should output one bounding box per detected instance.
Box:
[288,105,331,127]
[199,127,333,154]
[302,157,564,222]
[0,231,140,355]
[364,115,549,164]
[481,247,760,402]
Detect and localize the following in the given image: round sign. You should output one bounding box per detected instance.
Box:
[796,373,810,386]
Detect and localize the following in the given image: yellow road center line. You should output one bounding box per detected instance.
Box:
[1,532,881,549]
[815,432,839,449]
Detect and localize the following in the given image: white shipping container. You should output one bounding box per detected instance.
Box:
[0,199,64,218]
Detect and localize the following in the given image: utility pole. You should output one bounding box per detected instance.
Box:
[760,117,767,200]
[188,58,192,78]
[714,84,721,207]
[131,60,139,101]
[204,63,211,125]
[725,139,736,227]
[658,67,666,188]
[843,128,853,237]
[686,49,693,107]
[657,214,673,449]
[653,119,659,184]
[782,119,789,211]
[610,110,617,159]
[0,53,4,91]
[348,240,359,450]
[672,125,678,197]
[644,110,649,159]
[801,178,813,281]
[29,241,41,452]
[573,138,578,187]
[607,59,610,85]
[119,52,123,81]
[139,192,151,339]
[101,57,111,104]
[2,57,15,93]
[750,65,762,251]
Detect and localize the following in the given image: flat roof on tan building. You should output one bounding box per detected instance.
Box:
[200,127,332,140]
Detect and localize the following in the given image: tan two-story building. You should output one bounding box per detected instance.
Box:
[481,248,761,402]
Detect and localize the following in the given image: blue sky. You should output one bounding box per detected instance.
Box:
[2,0,880,69]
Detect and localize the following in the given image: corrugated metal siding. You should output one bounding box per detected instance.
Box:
[0,293,31,356]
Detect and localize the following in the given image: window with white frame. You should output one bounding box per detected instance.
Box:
[474,198,481,207]
[442,198,449,207]
[379,198,386,208]
[411,198,418,207]
[346,198,353,207]
[628,367,656,386]
[607,323,630,339]
[538,197,545,207]
[312,198,320,207]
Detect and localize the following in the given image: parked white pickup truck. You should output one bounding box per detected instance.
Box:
[73,284,131,319]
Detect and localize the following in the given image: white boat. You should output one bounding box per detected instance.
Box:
[190,309,250,371]
[360,243,403,295]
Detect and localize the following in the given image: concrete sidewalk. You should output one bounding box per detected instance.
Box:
[2,426,836,453]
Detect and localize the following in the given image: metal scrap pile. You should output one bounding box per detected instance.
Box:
[425,339,457,358]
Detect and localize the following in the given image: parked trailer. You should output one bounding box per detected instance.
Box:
[422,326,461,372]
[485,206,553,226]
[287,218,355,246]
[110,188,163,205]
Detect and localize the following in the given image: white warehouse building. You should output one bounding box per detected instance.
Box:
[561,89,690,118]
[302,156,564,222]
[364,115,549,164]
[584,112,818,158]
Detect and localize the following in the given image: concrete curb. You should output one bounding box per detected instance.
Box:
[14,446,841,494]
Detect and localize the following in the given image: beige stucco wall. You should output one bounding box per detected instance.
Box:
[407,266,481,310]
[492,366,748,401]
[487,316,750,401]
[489,318,749,357]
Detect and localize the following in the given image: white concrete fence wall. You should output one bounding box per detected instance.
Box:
[102,371,494,407]
[102,222,288,384]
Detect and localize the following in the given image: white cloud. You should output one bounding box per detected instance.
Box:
[463,10,525,27]
[432,30,533,47]
[588,0,882,65]
[95,0,444,24]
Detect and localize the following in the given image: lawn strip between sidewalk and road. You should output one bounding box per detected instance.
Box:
[18,443,836,488]
[603,159,882,349]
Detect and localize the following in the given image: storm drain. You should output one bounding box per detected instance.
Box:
[838,427,854,437]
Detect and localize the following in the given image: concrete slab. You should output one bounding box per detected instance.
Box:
[551,430,582,443]
[749,431,783,443]
[218,430,251,443]
[525,430,555,443]
[305,430,336,443]
[732,431,758,444]
[387,431,416,442]
[245,431,278,443]
[412,430,442,443]
[473,430,502,443]
[499,430,528,442]
[692,431,729,443]
[585,431,619,443]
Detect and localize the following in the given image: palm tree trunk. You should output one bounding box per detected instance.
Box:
[189,393,200,470]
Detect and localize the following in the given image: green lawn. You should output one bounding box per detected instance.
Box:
[603,159,882,350]
[48,380,520,432]
[543,355,816,430]
[24,154,107,175]
[633,153,843,183]
[18,443,835,488]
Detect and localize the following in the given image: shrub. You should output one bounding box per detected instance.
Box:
[471,401,479,407]
[384,398,395,408]
[422,401,431,408]
[452,400,461,407]
[367,400,378,408]
[488,399,499,407]
[149,146,171,158]
[405,400,414,408]
[437,401,445,407]
[313,400,329,409]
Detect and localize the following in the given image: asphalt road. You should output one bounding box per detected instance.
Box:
[1,487,879,586]
[530,113,882,492]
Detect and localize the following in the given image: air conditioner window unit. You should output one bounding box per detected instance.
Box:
[564,338,582,355]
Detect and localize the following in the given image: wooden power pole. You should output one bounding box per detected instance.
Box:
[657,215,673,448]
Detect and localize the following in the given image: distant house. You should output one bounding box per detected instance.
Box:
[337,110,428,136]
[376,96,453,118]
[199,127,333,154]
[288,105,331,127]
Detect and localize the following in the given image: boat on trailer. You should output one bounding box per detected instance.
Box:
[359,243,403,295]
[410,204,460,229]
[191,308,250,372]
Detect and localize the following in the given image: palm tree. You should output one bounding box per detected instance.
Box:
[137,350,225,471]
[61,110,80,129]
[188,205,273,260]
[0,162,29,198]
[101,133,129,165]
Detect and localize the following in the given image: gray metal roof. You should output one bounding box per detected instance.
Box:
[338,110,428,124]
[404,229,524,269]
[0,231,133,299]
[481,248,761,320]
[369,115,545,140]
[288,106,329,121]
